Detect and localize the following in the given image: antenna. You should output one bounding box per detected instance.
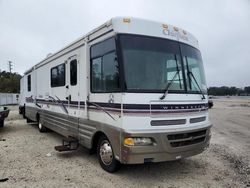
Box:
[8,61,13,73]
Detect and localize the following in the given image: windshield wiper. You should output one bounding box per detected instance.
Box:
[160,55,181,100]
[187,71,206,100]
[159,69,180,100]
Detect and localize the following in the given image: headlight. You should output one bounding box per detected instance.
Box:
[124,137,154,146]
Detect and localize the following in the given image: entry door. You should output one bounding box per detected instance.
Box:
[65,56,79,117]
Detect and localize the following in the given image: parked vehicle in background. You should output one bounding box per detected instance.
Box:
[208,99,214,108]
[0,106,10,127]
[19,77,25,115]
[21,17,212,172]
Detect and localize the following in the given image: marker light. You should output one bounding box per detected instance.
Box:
[162,24,168,29]
[174,26,179,31]
[124,137,153,146]
[123,18,131,23]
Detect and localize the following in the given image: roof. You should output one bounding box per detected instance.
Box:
[111,17,199,48]
[24,17,199,75]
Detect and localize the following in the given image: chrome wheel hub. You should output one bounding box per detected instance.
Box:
[38,122,42,130]
[100,140,113,165]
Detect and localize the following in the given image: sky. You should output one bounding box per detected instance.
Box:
[0,0,249,87]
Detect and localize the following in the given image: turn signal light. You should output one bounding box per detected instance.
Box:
[124,138,134,146]
[124,137,154,146]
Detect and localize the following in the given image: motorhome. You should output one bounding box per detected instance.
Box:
[21,17,212,172]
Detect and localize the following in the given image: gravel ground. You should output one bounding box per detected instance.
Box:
[0,98,250,188]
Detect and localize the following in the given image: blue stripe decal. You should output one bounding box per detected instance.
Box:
[26,98,208,114]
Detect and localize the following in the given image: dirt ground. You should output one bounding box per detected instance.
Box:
[0,98,250,188]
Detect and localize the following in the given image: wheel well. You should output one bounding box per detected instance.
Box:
[91,131,106,154]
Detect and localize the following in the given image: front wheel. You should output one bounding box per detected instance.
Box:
[38,117,48,133]
[97,135,121,173]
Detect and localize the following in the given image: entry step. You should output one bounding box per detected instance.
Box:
[55,136,79,152]
[55,145,72,152]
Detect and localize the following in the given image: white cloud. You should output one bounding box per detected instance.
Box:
[0,0,249,86]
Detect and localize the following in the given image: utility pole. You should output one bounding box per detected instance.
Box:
[8,61,13,73]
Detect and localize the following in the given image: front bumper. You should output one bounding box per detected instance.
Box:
[120,124,212,164]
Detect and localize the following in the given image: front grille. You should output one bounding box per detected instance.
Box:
[190,116,206,123]
[151,119,186,126]
[167,129,207,147]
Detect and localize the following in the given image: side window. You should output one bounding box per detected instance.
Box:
[51,63,65,87]
[91,57,102,92]
[27,75,31,91]
[70,59,77,86]
[90,38,120,92]
[102,52,119,91]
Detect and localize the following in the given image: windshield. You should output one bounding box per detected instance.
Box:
[181,44,207,93]
[119,34,206,93]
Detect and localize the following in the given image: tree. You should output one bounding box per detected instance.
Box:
[208,86,245,96]
[0,71,22,93]
[244,86,250,95]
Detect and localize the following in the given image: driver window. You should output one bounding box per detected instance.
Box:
[90,38,120,93]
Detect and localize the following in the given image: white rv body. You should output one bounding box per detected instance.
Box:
[22,17,212,169]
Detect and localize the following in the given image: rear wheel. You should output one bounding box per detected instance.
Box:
[19,106,23,114]
[97,135,121,173]
[38,117,48,133]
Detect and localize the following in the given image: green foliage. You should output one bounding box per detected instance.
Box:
[208,86,250,96]
[0,71,22,93]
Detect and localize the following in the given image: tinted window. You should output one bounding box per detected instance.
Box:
[119,35,184,91]
[90,38,120,92]
[91,52,120,92]
[91,38,116,58]
[70,59,77,86]
[91,57,102,92]
[181,44,207,92]
[27,75,31,91]
[51,63,65,87]
[102,52,119,91]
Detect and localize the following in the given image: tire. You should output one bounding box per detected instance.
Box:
[0,120,4,128]
[208,101,213,108]
[38,117,48,133]
[19,107,23,114]
[97,135,121,173]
